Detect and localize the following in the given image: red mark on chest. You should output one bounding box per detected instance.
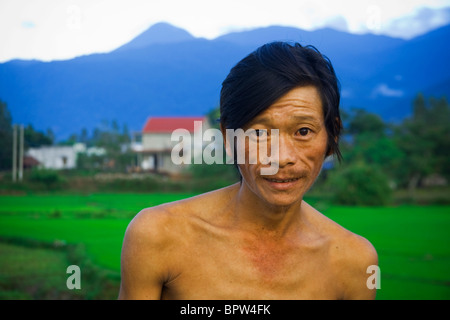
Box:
[241,237,292,279]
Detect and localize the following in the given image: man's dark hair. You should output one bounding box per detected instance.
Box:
[220,41,342,161]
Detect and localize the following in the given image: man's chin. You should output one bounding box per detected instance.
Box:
[259,192,304,210]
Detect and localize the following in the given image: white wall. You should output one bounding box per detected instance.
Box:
[140,119,213,174]
[142,133,174,151]
[27,146,77,170]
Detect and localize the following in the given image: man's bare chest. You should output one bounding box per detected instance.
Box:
[161,234,340,299]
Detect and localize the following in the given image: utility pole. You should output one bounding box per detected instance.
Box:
[11,124,24,182]
[12,124,17,182]
[19,124,24,181]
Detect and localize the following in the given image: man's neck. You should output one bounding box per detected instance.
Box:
[229,182,305,239]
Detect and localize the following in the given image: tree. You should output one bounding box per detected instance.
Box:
[339,108,404,181]
[120,124,131,144]
[346,107,386,137]
[0,100,55,171]
[71,120,133,171]
[0,99,13,171]
[206,106,221,130]
[24,124,54,148]
[79,128,89,145]
[328,161,392,206]
[393,94,450,190]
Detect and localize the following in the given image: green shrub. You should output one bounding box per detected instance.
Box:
[29,168,65,190]
[188,162,240,192]
[328,162,392,206]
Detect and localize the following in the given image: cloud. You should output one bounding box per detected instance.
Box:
[2,0,450,62]
[320,15,349,32]
[372,84,404,98]
[21,21,35,28]
[383,6,450,38]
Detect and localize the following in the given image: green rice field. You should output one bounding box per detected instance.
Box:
[0,193,449,299]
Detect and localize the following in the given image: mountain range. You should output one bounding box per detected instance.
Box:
[1,22,449,140]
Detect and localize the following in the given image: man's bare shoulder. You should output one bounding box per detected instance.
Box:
[127,184,238,241]
[121,191,209,299]
[122,202,179,264]
[125,198,192,246]
[303,202,378,299]
[303,201,377,257]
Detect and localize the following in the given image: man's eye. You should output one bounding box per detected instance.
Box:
[255,129,268,137]
[298,128,310,136]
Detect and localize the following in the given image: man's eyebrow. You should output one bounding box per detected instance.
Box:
[291,115,322,124]
[250,115,322,126]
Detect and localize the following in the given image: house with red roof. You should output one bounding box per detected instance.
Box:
[138,116,211,174]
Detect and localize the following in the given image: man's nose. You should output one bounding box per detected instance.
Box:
[276,133,296,168]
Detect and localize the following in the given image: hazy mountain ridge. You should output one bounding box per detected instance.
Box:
[1,22,449,140]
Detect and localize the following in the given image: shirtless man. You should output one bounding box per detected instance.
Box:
[118,42,378,300]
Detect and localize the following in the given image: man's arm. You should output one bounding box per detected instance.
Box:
[340,235,379,300]
[118,208,173,300]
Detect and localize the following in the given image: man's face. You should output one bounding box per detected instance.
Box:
[237,85,329,208]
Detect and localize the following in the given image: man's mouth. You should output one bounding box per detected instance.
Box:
[264,177,299,183]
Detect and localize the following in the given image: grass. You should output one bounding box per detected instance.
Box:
[0,239,120,299]
[0,192,198,219]
[0,193,197,270]
[0,241,74,299]
[0,192,449,300]
[324,206,450,299]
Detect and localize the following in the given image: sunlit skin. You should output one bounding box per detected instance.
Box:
[234,86,330,225]
[119,86,378,300]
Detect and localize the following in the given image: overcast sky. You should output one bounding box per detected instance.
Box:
[1,0,449,62]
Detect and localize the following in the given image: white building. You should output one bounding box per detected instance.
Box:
[27,146,78,170]
[27,143,107,170]
[137,116,211,174]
